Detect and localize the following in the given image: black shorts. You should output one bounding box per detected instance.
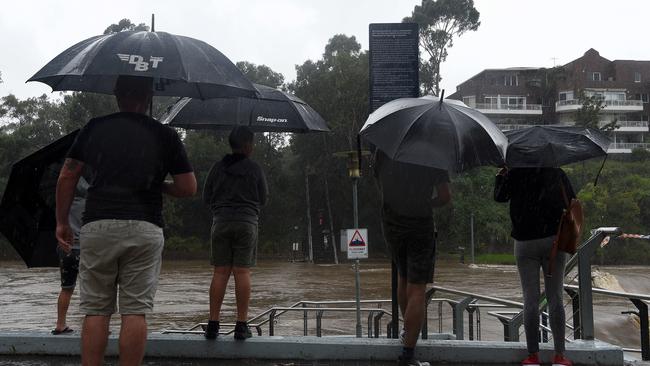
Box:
[57,247,80,289]
[382,209,436,284]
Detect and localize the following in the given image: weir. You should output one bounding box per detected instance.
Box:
[0,227,647,365]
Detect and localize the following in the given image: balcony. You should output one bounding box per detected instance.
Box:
[608,142,650,153]
[555,99,644,113]
[613,120,649,132]
[474,103,542,115]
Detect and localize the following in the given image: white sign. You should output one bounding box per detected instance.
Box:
[347,228,368,259]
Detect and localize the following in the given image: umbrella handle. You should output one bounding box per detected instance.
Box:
[594,154,607,187]
[438,89,445,110]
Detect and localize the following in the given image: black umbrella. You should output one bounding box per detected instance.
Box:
[0,131,78,267]
[27,31,256,99]
[359,95,507,172]
[160,84,330,133]
[505,125,611,168]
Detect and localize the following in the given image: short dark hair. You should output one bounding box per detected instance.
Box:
[229,126,254,150]
[113,75,153,99]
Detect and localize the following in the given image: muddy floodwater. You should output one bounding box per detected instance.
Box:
[1,259,648,357]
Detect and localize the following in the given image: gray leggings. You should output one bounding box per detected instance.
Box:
[515,236,567,353]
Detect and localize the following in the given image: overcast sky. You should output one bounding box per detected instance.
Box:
[1,0,649,100]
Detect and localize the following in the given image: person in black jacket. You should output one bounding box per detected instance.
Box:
[202,126,268,340]
[494,167,575,366]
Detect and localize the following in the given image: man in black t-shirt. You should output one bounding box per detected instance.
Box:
[55,76,196,366]
[374,150,451,366]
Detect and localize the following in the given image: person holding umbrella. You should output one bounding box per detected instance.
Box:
[55,75,196,366]
[493,125,610,366]
[374,150,451,366]
[494,167,574,366]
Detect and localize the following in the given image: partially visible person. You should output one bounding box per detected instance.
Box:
[374,150,451,366]
[55,75,196,366]
[202,126,267,340]
[52,175,90,335]
[494,167,575,366]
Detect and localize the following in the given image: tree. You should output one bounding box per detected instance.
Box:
[103,18,149,35]
[236,61,284,89]
[403,0,480,96]
[574,92,618,131]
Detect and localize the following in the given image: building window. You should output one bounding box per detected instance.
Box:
[635,72,642,83]
[592,72,601,81]
[559,91,574,101]
[462,95,476,107]
[503,74,518,86]
[642,94,649,103]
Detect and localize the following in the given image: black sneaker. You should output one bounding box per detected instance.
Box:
[397,356,430,366]
[234,321,252,340]
[204,320,219,340]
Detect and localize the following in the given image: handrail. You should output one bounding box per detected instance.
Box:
[431,286,524,308]
[564,284,650,302]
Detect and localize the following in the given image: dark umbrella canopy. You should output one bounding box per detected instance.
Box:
[360,96,507,172]
[28,31,257,99]
[160,84,330,133]
[0,131,78,267]
[505,125,611,167]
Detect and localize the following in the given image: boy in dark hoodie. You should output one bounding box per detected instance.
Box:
[202,126,268,340]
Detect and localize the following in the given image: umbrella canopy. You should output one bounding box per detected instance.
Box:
[505,125,611,167]
[27,31,257,99]
[0,131,78,267]
[159,84,330,133]
[360,95,507,172]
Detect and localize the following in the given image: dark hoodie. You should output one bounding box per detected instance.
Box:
[203,153,268,225]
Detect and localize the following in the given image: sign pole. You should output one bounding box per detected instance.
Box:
[353,177,362,338]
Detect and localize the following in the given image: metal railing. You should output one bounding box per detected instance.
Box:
[615,120,649,128]
[475,103,542,111]
[162,227,649,360]
[556,99,643,107]
[610,142,650,150]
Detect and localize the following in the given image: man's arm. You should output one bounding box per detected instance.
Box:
[493,168,511,203]
[431,182,451,208]
[162,172,197,198]
[56,158,83,251]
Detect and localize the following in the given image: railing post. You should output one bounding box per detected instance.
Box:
[578,242,596,340]
[316,310,325,337]
[269,309,277,336]
[368,311,374,338]
[303,303,308,336]
[453,297,474,340]
[468,307,476,341]
[438,302,443,333]
[541,309,549,343]
[631,298,650,361]
[374,312,384,338]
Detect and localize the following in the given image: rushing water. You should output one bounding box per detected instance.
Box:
[0,259,648,357]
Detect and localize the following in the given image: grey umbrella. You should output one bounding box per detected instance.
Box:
[160,84,329,133]
[360,95,507,172]
[505,125,612,168]
[27,30,256,99]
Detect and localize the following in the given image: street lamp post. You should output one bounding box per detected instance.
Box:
[333,149,369,338]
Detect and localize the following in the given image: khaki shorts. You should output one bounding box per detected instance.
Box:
[79,219,164,315]
[210,220,258,267]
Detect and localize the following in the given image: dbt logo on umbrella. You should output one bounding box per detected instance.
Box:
[117,54,164,71]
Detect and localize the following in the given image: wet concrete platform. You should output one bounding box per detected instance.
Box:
[0,331,624,365]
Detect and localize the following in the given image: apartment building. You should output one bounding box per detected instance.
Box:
[449,49,650,153]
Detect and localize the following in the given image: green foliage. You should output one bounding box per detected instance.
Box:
[236,61,284,88]
[103,19,149,34]
[574,92,618,131]
[403,0,480,95]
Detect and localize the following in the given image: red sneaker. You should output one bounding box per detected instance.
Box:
[552,354,573,366]
[521,354,540,366]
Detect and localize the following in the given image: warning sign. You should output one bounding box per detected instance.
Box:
[347,228,368,259]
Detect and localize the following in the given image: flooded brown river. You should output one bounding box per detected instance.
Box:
[1,259,648,362]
